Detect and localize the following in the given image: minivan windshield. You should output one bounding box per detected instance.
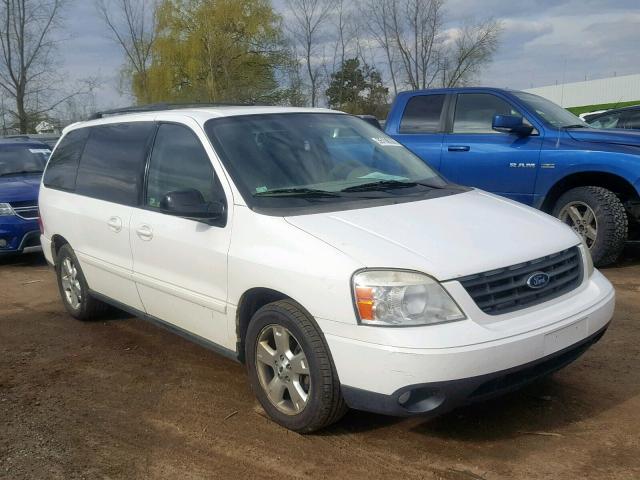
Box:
[513,92,588,129]
[205,113,448,210]
[0,145,50,176]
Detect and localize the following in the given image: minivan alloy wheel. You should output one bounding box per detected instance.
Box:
[558,201,598,248]
[61,257,82,309]
[255,324,310,415]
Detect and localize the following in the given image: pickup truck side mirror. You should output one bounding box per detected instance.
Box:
[492,114,534,136]
[160,189,225,224]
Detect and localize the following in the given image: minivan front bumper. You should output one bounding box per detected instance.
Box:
[323,270,614,417]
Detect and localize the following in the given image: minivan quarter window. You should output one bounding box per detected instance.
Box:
[75,122,156,205]
[43,128,89,191]
[399,94,445,133]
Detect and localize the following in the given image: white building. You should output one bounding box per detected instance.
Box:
[523,73,640,108]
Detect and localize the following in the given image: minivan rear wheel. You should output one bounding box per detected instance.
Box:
[553,186,627,267]
[55,244,109,320]
[245,299,347,432]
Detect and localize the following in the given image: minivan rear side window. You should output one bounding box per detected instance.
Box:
[75,122,155,205]
[399,95,445,134]
[43,128,90,191]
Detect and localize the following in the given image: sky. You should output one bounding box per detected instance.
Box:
[62,0,640,109]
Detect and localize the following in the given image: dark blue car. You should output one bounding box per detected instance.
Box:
[385,87,640,266]
[0,139,51,256]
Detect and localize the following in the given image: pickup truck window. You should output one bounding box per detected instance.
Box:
[512,92,587,128]
[399,94,445,134]
[453,93,522,134]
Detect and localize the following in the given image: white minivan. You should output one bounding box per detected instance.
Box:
[39,106,615,432]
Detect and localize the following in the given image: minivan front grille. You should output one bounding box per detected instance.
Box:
[458,247,583,315]
[9,202,39,220]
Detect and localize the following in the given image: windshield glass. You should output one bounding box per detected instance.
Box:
[513,92,588,128]
[0,145,50,176]
[205,113,447,208]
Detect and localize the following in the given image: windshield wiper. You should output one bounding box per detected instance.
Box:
[0,170,43,177]
[340,180,441,193]
[562,124,588,129]
[254,187,342,197]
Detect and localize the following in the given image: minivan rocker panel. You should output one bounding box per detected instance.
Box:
[39,106,614,432]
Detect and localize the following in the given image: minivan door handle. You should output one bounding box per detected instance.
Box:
[136,225,153,241]
[107,216,123,233]
[448,145,470,152]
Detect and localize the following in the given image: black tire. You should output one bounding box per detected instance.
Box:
[552,186,627,267]
[245,299,347,432]
[55,244,110,320]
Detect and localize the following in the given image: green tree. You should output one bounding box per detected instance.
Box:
[137,0,291,104]
[325,58,388,117]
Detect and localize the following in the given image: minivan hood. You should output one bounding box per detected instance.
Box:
[0,174,41,203]
[567,127,640,147]
[285,189,579,280]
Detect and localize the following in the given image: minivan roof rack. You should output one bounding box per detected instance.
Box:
[89,102,259,120]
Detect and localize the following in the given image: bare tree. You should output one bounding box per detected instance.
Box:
[362,0,399,95]
[364,0,501,91]
[284,0,333,107]
[440,18,501,87]
[0,0,85,133]
[96,0,156,103]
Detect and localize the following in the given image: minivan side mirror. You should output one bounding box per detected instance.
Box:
[492,114,534,136]
[160,189,225,224]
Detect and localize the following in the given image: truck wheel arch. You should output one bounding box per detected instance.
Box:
[541,172,639,213]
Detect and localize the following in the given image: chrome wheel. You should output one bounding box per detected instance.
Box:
[558,201,598,248]
[60,257,82,310]
[255,324,310,415]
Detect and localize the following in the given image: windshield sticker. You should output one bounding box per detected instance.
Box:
[256,186,268,193]
[371,137,401,147]
[29,149,51,155]
[358,172,409,181]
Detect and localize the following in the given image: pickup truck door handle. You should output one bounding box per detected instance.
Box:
[448,145,470,152]
[107,216,122,233]
[135,225,153,241]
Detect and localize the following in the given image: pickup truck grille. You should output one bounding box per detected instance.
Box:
[458,247,583,315]
[9,201,39,220]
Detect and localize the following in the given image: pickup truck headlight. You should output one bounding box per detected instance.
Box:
[352,270,465,326]
[0,203,15,216]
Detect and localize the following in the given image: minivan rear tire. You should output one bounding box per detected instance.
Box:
[55,244,110,320]
[245,299,347,432]
[552,186,627,267]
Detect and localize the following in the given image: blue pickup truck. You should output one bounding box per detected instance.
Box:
[0,139,51,256]
[384,87,640,266]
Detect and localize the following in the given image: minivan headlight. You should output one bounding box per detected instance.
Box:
[352,270,465,326]
[0,203,15,216]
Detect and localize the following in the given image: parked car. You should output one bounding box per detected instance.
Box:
[39,106,614,432]
[583,104,640,131]
[384,88,640,266]
[0,139,51,256]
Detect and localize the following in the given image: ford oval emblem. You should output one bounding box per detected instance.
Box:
[526,271,550,289]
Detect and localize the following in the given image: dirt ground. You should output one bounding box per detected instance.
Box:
[1,248,639,480]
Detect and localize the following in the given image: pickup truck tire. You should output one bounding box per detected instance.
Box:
[245,299,347,432]
[55,244,110,320]
[552,186,627,267]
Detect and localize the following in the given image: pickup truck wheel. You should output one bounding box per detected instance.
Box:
[553,186,627,267]
[245,299,347,432]
[55,244,109,320]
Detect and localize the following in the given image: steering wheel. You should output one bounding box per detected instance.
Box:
[329,160,371,181]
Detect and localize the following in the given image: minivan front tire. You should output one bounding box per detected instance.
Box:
[55,244,109,320]
[245,299,347,432]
